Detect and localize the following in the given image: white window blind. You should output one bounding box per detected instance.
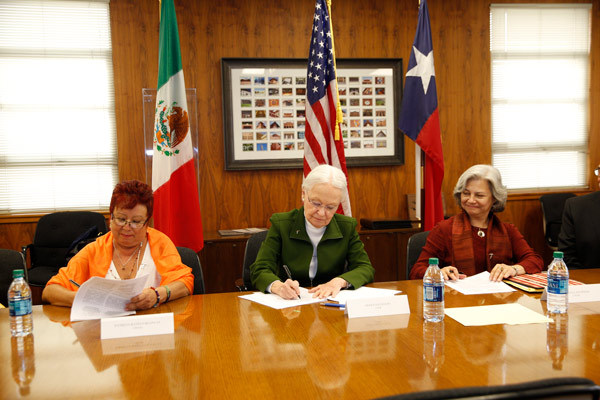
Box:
[0,0,117,214]
[490,4,591,190]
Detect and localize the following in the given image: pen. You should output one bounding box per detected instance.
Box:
[282,264,300,300]
[322,303,345,308]
[69,279,80,288]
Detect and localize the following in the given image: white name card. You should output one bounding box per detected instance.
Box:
[101,312,174,340]
[346,295,410,319]
[541,284,600,303]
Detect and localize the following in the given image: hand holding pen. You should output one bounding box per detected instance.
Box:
[275,264,301,300]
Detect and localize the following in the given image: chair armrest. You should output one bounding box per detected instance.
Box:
[20,244,32,283]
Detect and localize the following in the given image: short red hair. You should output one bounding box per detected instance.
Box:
[109,180,154,219]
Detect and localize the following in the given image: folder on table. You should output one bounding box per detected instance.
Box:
[503,273,584,293]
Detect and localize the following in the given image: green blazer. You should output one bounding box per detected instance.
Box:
[250,207,375,292]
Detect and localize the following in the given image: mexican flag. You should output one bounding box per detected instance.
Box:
[152,0,203,251]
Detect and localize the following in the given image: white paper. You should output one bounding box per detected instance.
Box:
[70,275,148,321]
[346,295,410,319]
[445,271,516,295]
[328,286,401,305]
[445,303,553,326]
[569,284,600,303]
[239,287,325,309]
[100,312,174,339]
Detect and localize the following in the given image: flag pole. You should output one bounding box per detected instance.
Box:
[326,0,343,140]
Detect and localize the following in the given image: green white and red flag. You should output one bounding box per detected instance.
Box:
[152,0,203,251]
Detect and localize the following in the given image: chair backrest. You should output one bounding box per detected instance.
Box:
[539,193,576,249]
[376,377,600,400]
[176,247,205,295]
[30,211,108,269]
[406,231,430,280]
[0,249,26,307]
[240,230,269,291]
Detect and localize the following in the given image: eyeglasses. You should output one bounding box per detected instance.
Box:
[306,195,339,213]
[595,167,600,177]
[111,216,148,230]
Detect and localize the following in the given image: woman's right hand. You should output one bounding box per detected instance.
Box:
[440,266,466,281]
[271,279,301,300]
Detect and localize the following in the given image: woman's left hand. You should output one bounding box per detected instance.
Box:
[308,277,348,299]
[490,264,520,282]
[126,288,158,310]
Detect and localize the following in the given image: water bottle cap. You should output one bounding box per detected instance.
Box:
[12,269,24,279]
[428,258,439,265]
[553,251,564,259]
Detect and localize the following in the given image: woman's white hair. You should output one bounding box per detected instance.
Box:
[302,164,347,196]
[453,164,508,212]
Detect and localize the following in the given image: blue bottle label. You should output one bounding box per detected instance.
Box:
[8,299,32,317]
[424,284,444,302]
[547,276,568,295]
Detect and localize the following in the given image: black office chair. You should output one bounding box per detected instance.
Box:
[376,377,600,400]
[406,231,430,280]
[0,249,26,307]
[235,230,268,291]
[539,193,576,250]
[176,246,205,295]
[22,211,108,288]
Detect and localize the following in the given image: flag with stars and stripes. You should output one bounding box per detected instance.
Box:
[303,0,351,216]
[398,0,444,231]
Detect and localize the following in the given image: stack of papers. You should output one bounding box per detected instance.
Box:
[239,286,401,309]
[218,228,267,236]
[445,271,516,295]
[504,272,585,293]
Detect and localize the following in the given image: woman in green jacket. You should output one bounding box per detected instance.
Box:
[250,164,375,300]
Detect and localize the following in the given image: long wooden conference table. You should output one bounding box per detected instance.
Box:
[1,269,599,399]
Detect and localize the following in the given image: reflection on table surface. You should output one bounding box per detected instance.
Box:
[1,269,599,399]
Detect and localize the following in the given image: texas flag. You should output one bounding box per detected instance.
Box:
[152,0,203,251]
[398,0,444,231]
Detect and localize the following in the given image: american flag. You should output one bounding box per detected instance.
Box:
[303,0,351,216]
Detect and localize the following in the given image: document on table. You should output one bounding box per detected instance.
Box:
[328,286,401,305]
[445,271,516,295]
[70,275,147,321]
[239,287,324,309]
[445,303,553,326]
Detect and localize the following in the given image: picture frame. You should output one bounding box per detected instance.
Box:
[221,58,403,170]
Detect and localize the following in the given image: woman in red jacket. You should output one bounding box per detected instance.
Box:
[410,164,543,281]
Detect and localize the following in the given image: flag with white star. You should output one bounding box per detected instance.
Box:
[398,0,444,230]
[303,0,351,216]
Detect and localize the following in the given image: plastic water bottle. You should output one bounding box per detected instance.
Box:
[8,269,33,336]
[547,251,568,314]
[423,257,444,322]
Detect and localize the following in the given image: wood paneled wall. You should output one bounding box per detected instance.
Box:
[1,0,599,267]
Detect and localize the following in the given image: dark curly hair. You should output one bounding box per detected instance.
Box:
[109,180,154,219]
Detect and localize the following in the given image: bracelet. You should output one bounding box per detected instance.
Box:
[150,286,160,308]
[164,285,171,302]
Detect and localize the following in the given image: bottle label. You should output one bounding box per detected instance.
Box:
[424,283,444,302]
[547,276,568,295]
[8,299,32,317]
